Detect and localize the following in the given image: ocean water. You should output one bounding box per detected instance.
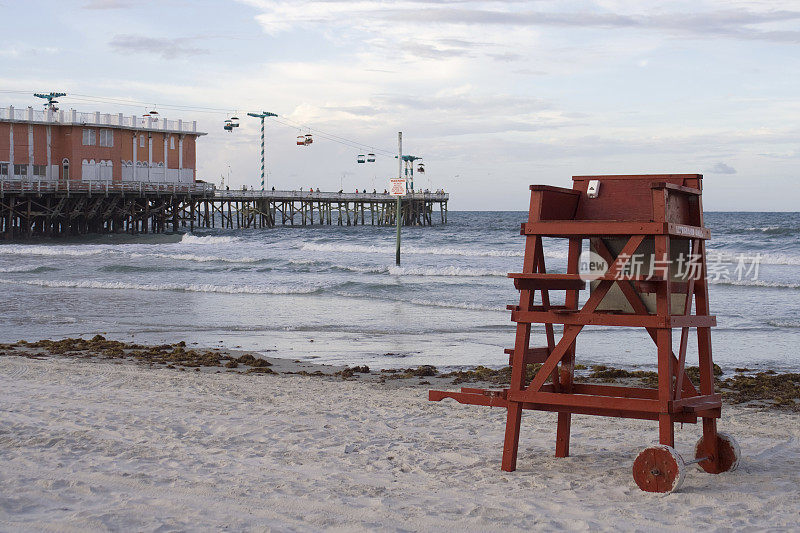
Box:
[0,211,798,372]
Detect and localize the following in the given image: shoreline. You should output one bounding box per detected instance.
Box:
[2,337,798,410]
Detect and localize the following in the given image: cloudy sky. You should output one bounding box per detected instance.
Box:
[2,0,799,210]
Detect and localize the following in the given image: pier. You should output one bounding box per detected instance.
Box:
[0,181,449,239]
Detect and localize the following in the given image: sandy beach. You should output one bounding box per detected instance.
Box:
[1,348,798,532]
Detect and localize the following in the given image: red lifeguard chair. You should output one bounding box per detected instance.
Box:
[429,174,739,493]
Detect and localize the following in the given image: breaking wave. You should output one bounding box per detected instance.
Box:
[388,266,506,277]
[0,245,112,257]
[180,234,239,245]
[0,278,322,295]
[299,242,568,258]
[129,252,264,264]
[0,265,59,273]
[767,320,800,328]
[711,279,800,289]
[705,251,800,266]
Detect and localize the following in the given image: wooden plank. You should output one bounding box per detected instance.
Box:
[509,273,661,282]
[671,394,722,412]
[651,182,702,195]
[523,221,710,239]
[512,278,586,291]
[511,310,665,328]
[667,223,711,239]
[669,315,716,328]
[429,390,508,407]
[509,390,661,412]
[428,389,701,423]
[504,346,549,364]
[524,221,664,236]
[529,185,581,195]
[506,304,569,312]
[570,383,659,400]
[572,174,703,181]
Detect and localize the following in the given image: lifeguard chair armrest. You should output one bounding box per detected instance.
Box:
[529,184,582,195]
[670,394,722,413]
[508,273,586,291]
[651,182,702,196]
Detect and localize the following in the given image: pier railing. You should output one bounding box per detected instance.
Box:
[0,179,214,196]
[213,190,449,201]
[0,179,448,201]
[0,106,200,134]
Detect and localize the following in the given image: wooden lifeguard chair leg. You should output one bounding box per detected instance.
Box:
[502,231,545,472]
[655,234,675,447]
[657,328,675,447]
[554,237,583,458]
[503,319,531,472]
[555,333,577,458]
[502,402,524,472]
[695,240,722,472]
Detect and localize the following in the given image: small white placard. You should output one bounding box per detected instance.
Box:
[390,178,406,196]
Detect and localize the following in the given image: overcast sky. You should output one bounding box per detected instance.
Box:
[2,0,799,210]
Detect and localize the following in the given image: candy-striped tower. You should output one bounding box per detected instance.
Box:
[247,111,278,190]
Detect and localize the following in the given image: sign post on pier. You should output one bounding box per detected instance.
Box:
[394,132,404,265]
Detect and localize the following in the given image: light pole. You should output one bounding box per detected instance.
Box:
[396,133,402,266]
[247,111,278,190]
[393,142,424,265]
[400,155,422,192]
[34,92,66,111]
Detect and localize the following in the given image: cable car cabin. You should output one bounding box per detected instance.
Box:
[304,134,313,145]
[297,136,306,146]
[224,120,234,132]
[357,154,366,164]
[429,174,740,494]
[417,163,425,173]
[230,116,240,128]
[367,153,376,162]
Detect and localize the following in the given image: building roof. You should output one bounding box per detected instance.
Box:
[0,105,207,136]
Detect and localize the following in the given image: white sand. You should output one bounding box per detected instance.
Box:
[1,356,798,532]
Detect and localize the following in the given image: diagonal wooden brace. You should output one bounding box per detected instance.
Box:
[593,237,700,398]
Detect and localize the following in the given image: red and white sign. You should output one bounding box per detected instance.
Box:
[390,178,406,196]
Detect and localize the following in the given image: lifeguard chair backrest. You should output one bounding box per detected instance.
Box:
[570,175,704,314]
[571,174,702,225]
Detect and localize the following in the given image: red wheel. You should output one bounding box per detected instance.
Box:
[695,431,740,473]
[632,445,686,493]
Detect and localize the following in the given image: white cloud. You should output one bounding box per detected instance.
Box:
[109,35,209,59]
[83,0,135,8]
[707,162,737,174]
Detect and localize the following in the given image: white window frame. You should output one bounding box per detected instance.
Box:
[0,162,8,176]
[139,135,145,148]
[82,128,96,146]
[99,129,114,147]
[170,136,175,149]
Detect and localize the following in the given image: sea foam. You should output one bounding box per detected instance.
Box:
[0,278,321,295]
